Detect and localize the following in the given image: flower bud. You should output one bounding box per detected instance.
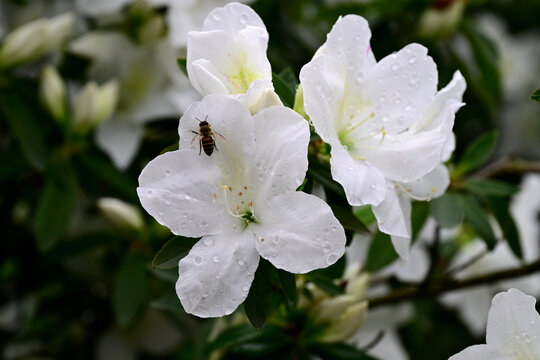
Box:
[293,84,308,120]
[418,0,465,39]
[0,13,75,69]
[97,197,144,231]
[73,80,119,134]
[318,300,368,343]
[39,66,67,122]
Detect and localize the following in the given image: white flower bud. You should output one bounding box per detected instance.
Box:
[73,80,119,134]
[39,66,67,122]
[0,13,75,69]
[418,0,465,39]
[97,197,144,231]
[318,300,368,343]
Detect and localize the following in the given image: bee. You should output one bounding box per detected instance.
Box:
[190,116,224,156]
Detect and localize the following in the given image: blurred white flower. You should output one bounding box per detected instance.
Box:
[39,65,67,122]
[186,2,281,113]
[440,174,540,335]
[0,13,74,69]
[73,80,119,134]
[449,288,540,360]
[70,32,198,168]
[300,15,465,258]
[137,95,345,317]
[97,197,144,231]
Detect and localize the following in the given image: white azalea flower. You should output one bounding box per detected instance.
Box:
[449,288,540,360]
[186,2,281,113]
[70,32,198,169]
[137,95,346,317]
[299,15,465,258]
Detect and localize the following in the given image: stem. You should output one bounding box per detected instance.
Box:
[368,258,540,308]
[472,156,540,179]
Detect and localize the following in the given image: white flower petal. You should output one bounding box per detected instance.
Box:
[178,95,255,166]
[364,43,438,134]
[372,184,411,258]
[95,120,142,170]
[137,150,224,237]
[299,54,346,142]
[404,164,450,200]
[442,132,456,162]
[449,345,504,360]
[202,2,265,33]
[236,78,282,114]
[254,192,346,273]
[361,123,451,183]
[329,143,387,206]
[176,229,260,317]
[322,15,376,74]
[487,288,540,355]
[251,106,310,201]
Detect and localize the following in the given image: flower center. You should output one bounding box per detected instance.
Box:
[220,184,259,228]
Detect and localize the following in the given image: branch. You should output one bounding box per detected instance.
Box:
[368,258,540,308]
[472,156,540,179]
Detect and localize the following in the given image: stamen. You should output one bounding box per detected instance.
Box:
[345,112,375,133]
[222,185,243,219]
[395,183,435,201]
[353,126,386,150]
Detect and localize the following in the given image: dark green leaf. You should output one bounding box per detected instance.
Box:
[272,70,296,107]
[152,236,199,269]
[531,88,540,102]
[0,89,47,170]
[489,197,522,260]
[411,201,429,243]
[455,130,498,177]
[34,162,78,252]
[430,192,464,228]
[457,194,497,250]
[276,269,297,303]
[330,205,370,234]
[308,160,346,197]
[309,342,380,360]
[366,231,398,272]
[244,259,272,328]
[206,324,265,353]
[113,254,147,327]
[177,58,188,77]
[462,178,519,197]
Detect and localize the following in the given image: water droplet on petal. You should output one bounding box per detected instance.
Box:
[238,259,245,266]
[164,169,171,176]
[212,256,220,263]
[203,237,214,247]
[327,253,338,264]
[212,12,222,21]
[322,243,332,253]
[391,63,399,71]
[193,256,203,265]
[239,13,249,25]
[147,189,154,195]
[408,56,416,64]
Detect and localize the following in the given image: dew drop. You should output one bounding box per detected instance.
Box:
[322,243,332,253]
[239,13,249,25]
[216,274,221,279]
[165,200,172,206]
[323,228,330,234]
[147,189,154,195]
[371,183,376,189]
[193,256,203,265]
[203,237,214,247]
[212,256,220,263]
[327,253,338,264]
[408,56,416,64]
[238,259,245,266]
[164,169,171,176]
[212,12,222,21]
[391,63,399,71]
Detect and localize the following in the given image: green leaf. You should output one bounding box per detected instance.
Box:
[0,89,47,170]
[113,254,147,327]
[411,201,429,243]
[244,258,272,328]
[276,269,297,303]
[489,197,522,260]
[462,178,519,197]
[177,57,188,77]
[34,161,78,252]
[272,70,297,107]
[457,194,497,250]
[354,205,377,227]
[430,192,464,228]
[206,324,270,354]
[530,88,540,102]
[455,130,498,177]
[309,342,380,360]
[152,236,199,269]
[330,205,370,234]
[307,160,346,197]
[365,231,398,272]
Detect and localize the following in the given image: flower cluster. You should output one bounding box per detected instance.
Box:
[137,2,465,317]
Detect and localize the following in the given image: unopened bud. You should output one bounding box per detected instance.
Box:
[73,80,119,134]
[319,300,368,343]
[0,13,74,69]
[293,84,308,120]
[246,87,283,115]
[40,66,67,122]
[418,0,465,39]
[97,197,144,230]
